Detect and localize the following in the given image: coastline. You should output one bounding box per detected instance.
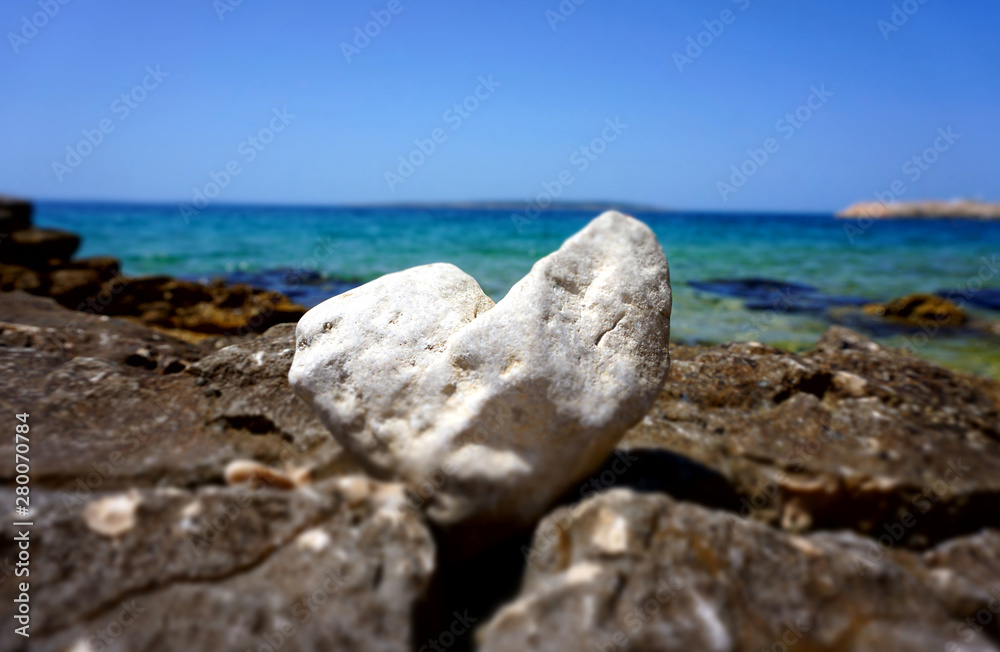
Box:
[837,199,1000,219]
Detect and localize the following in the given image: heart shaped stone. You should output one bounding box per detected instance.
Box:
[289,211,671,549]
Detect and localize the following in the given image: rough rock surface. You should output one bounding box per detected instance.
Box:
[290,212,672,548]
[479,489,1000,652]
[620,326,1000,547]
[0,291,356,490]
[0,477,435,652]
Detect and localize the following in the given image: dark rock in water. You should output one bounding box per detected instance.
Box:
[186,268,361,308]
[0,227,80,267]
[865,293,968,328]
[0,196,32,235]
[619,328,1000,547]
[47,256,121,307]
[479,490,1000,652]
[689,278,871,313]
[689,277,819,300]
[86,276,306,341]
[939,288,1000,312]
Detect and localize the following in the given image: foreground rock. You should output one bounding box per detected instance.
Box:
[479,489,1000,652]
[837,199,1000,219]
[621,326,1000,547]
[291,211,672,551]
[0,477,434,652]
[0,291,356,490]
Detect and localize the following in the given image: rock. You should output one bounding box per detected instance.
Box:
[863,293,968,328]
[478,489,1000,652]
[185,268,363,308]
[98,276,307,339]
[0,227,80,267]
[291,211,672,551]
[0,291,355,490]
[0,263,44,293]
[619,326,1000,546]
[0,196,32,235]
[0,477,435,652]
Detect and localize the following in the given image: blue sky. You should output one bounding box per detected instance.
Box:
[1,0,997,212]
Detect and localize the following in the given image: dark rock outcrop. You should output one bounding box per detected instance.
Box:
[0,196,32,235]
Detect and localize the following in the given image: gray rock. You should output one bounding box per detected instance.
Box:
[0,291,356,491]
[0,477,434,652]
[478,489,1000,652]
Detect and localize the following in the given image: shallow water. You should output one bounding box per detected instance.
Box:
[36,202,1000,378]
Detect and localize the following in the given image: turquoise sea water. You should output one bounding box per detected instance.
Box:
[35,202,1000,378]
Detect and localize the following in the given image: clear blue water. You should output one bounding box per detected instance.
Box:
[35,202,1000,377]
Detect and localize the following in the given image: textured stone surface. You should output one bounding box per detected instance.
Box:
[290,212,672,548]
[0,477,434,652]
[0,291,356,490]
[620,326,1000,546]
[479,489,1000,652]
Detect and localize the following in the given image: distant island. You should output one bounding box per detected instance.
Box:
[344,201,672,214]
[837,199,1000,219]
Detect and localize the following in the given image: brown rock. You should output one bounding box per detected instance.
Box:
[479,489,1000,652]
[0,227,80,267]
[863,293,968,328]
[0,196,32,235]
[97,276,306,337]
[0,263,44,293]
[619,327,1000,546]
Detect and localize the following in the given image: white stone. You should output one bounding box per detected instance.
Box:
[289,211,671,543]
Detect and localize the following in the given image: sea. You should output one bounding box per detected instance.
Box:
[35,202,1000,378]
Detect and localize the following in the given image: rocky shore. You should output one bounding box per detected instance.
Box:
[2,291,1000,650]
[2,205,1000,651]
[837,199,1000,220]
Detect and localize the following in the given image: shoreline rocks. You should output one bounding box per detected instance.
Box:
[290,212,672,552]
[2,280,1000,650]
[0,197,306,341]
